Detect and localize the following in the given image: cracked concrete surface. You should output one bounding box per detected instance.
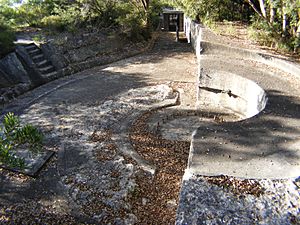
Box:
[0,32,197,224]
[1,29,300,224]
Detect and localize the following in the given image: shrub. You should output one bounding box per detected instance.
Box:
[0,22,15,58]
[41,15,66,31]
[119,12,148,41]
[247,16,298,52]
[0,113,44,169]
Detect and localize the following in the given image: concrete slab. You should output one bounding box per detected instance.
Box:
[0,150,54,177]
[176,24,300,225]
[187,28,300,180]
[189,118,300,179]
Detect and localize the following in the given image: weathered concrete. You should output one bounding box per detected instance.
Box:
[0,52,30,85]
[191,55,300,179]
[198,70,267,119]
[176,23,300,224]
[180,21,300,180]
[200,41,300,78]
[15,45,46,86]
[0,32,197,223]
[1,29,299,223]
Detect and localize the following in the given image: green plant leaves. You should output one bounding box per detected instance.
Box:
[0,112,44,169]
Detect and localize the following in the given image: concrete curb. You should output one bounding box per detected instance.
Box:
[201,41,300,78]
[112,92,179,175]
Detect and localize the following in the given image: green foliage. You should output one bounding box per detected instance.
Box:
[248,14,299,52]
[16,0,48,27]
[148,0,165,29]
[169,0,252,22]
[84,0,123,28]
[0,0,19,27]
[0,0,164,42]
[41,15,65,31]
[0,22,15,58]
[0,112,44,169]
[0,1,17,57]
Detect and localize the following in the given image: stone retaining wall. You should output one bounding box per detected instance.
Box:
[0,32,159,107]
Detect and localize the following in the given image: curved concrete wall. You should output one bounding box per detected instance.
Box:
[198,71,267,119]
[184,18,300,78]
[201,41,300,78]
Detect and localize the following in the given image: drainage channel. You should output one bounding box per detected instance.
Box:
[126,72,271,223]
[128,108,190,224]
[127,106,241,223]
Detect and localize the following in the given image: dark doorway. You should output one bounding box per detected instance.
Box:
[169,14,178,31]
[162,9,184,32]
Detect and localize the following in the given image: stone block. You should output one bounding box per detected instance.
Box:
[15,45,45,86]
[40,42,68,70]
[0,52,30,85]
[0,68,13,88]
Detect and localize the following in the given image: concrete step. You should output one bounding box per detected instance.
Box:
[28,48,41,56]
[32,54,45,63]
[36,59,51,68]
[25,44,38,51]
[39,65,55,74]
[43,71,58,80]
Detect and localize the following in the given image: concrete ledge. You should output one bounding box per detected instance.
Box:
[201,41,300,78]
[187,117,300,179]
[198,71,267,119]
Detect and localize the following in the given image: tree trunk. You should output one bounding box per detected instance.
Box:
[140,0,149,12]
[246,0,271,26]
[281,1,287,34]
[282,13,287,33]
[246,0,263,18]
[269,0,275,23]
[258,0,267,18]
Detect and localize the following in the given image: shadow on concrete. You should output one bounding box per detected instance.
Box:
[141,88,300,179]
[189,88,300,178]
[0,69,150,207]
[265,89,300,119]
[102,32,194,70]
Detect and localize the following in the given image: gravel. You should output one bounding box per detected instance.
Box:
[176,175,300,225]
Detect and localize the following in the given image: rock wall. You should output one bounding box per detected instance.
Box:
[0,53,30,85]
[0,52,32,105]
[0,30,155,107]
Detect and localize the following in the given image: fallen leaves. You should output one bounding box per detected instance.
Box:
[206,175,265,197]
[128,109,190,224]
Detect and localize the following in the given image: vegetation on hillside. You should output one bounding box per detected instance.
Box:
[168,0,300,53]
[0,0,166,57]
[0,0,299,56]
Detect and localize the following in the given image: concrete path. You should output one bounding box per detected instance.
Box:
[176,27,300,224]
[0,32,197,223]
[1,29,300,224]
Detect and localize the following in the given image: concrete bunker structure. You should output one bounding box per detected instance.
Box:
[182,20,300,180]
[162,8,184,32]
[198,71,267,120]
